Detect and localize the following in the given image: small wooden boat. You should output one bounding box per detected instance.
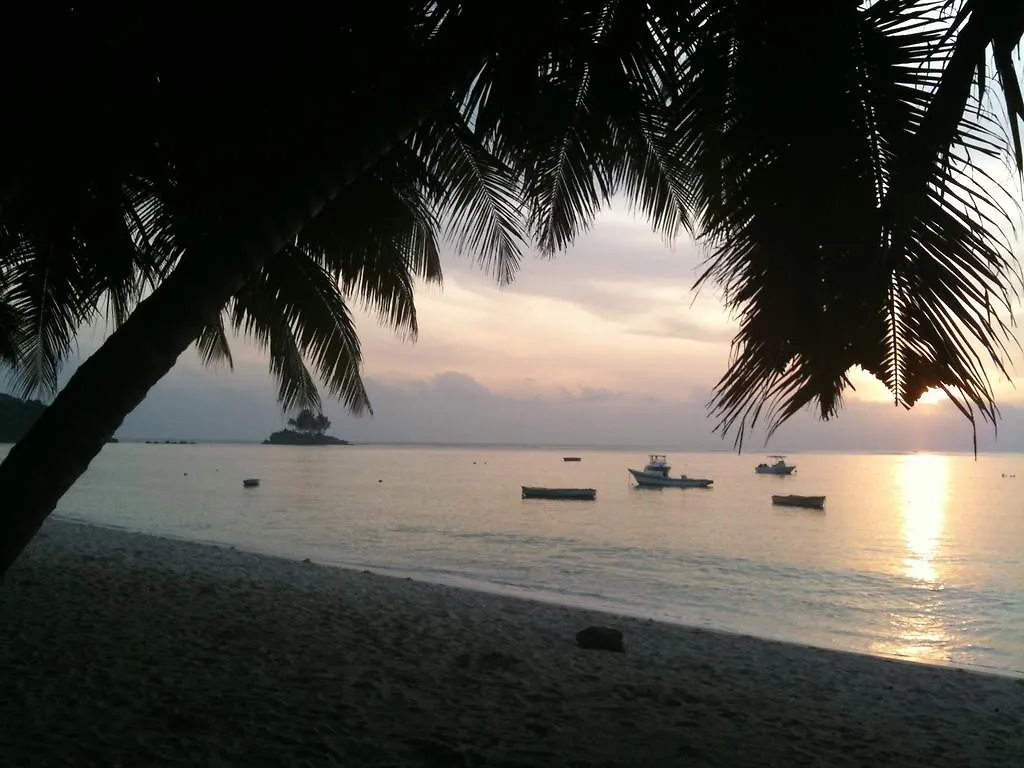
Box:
[243,478,261,488]
[562,456,582,462]
[772,494,825,510]
[628,454,713,488]
[522,486,596,501]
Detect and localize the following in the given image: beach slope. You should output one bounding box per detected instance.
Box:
[2,520,1021,766]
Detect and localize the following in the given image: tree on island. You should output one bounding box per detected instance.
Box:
[265,408,346,445]
[287,409,331,437]
[0,3,1022,576]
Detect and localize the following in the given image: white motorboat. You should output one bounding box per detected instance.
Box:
[628,454,713,488]
[755,455,796,475]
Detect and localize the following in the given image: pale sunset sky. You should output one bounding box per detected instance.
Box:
[55,186,1024,452]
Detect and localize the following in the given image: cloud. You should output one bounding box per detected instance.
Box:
[5,201,1022,454]
[624,316,736,344]
[442,214,728,333]
[55,357,1017,453]
[322,372,1018,452]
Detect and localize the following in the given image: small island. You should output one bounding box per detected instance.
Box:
[263,409,349,446]
[2,394,121,443]
[0,393,46,443]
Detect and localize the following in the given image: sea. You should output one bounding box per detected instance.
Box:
[12,443,1024,678]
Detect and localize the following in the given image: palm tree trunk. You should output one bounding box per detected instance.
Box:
[0,39,493,578]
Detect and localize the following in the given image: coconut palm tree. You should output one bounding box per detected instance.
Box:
[691,0,1023,450]
[458,0,1023,453]
[0,1,1022,578]
[0,1,507,573]
[0,1,692,574]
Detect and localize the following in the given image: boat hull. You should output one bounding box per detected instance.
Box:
[521,486,596,500]
[628,469,713,488]
[755,465,796,475]
[771,494,825,510]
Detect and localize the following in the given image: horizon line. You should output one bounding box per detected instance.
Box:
[91,438,1024,456]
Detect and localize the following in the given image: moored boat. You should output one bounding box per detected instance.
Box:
[522,486,596,500]
[628,454,713,488]
[755,455,796,475]
[771,494,825,510]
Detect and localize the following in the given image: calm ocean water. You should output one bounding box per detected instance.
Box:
[10,443,1024,677]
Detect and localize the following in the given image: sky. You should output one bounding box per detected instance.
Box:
[43,196,1024,453]
[3,19,1024,454]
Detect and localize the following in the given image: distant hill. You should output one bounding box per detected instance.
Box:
[0,394,46,443]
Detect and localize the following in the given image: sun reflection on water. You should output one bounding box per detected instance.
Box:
[898,454,948,586]
[869,454,954,665]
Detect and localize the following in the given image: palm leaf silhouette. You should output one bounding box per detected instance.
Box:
[678,1,1021,448]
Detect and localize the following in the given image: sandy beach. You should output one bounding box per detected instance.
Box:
[1,520,1021,767]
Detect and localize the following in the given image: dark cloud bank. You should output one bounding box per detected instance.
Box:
[93,366,1022,454]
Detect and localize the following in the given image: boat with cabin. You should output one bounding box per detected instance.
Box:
[243,478,261,488]
[771,494,825,510]
[755,455,796,475]
[521,486,596,500]
[628,454,713,488]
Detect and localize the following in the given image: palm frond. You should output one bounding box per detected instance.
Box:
[228,271,324,416]
[411,107,526,285]
[873,0,1021,428]
[0,225,91,398]
[229,247,370,415]
[943,0,1024,170]
[121,176,184,289]
[298,155,442,340]
[0,298,20,366]
[467,14,612,255]
[0,165,180,397]
[195,314,234,369]
[200,130,451,415]
[678,1,1020,446]
[460,2,693,256]
[601,1,695,240]
[75,177,163,330]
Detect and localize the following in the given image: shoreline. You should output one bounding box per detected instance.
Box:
[3,518,1022,766]
[51,513,1023,681]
